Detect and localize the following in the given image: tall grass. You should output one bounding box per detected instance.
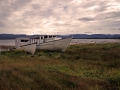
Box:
[0,43,120,90]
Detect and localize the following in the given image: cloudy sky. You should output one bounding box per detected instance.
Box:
[0,0,120,35]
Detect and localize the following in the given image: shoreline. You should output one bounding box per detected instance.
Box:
[0,42,120,49]
[0,45,15,49]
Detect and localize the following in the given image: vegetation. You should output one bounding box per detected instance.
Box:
[0,43,120,90]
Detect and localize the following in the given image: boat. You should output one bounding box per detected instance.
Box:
[15,37,36,54]
[31,35,72,51]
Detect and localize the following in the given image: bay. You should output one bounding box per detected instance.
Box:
[70,39,120,45]
[0,39,120,46]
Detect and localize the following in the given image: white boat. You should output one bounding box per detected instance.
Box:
[15,38,36,54]
[31,35,72,51]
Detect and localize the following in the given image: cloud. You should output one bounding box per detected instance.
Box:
[78,17,95,21]
[110,28,120,30]
[0,22,5,27]
[0,0,120,34]
[84,32,92,34]
[80,0,98,9]
[94,28,103,30]
[0,0,32,33]
[95,11,120,20]
[78,11,120,22]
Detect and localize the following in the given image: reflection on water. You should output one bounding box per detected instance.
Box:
[0,39,120,46]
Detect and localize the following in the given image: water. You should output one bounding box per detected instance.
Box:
[70,39,120,45]
[0,39,120,46]
[0,39,15,46]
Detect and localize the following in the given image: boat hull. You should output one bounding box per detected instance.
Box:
[15,43,36,54]
[37,37,72,51]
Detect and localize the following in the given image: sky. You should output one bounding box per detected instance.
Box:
[0,0,120,35]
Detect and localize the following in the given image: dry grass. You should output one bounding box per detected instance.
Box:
[0,43,120,90]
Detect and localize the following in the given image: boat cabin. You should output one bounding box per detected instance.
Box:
[39,35,56,42]
[15,35,57,47]
[30,35,57,44]
[15,37,30,47]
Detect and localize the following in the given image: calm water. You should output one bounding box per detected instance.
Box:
[70,39,120,45]
[0,39,15,46]
[0,39,120,46]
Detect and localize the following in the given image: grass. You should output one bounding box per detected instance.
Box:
[0,43,120,90]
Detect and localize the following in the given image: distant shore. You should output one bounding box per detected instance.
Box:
[73,38,120,39]
[0,38,120,40]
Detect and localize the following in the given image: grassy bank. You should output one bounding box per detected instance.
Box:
[0,43,120,90]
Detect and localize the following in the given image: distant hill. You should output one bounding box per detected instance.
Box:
[59,34,120,39]
[0,34,40,39]
[0,34,120,39]
[0,34,30,39]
